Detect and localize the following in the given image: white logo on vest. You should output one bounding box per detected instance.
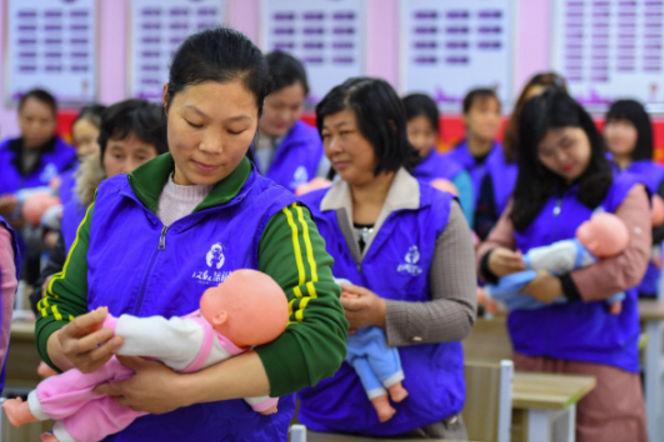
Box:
[291,166,309,188]
[193,243,230,285]
[40,163,58,183]
[397,245,423,276]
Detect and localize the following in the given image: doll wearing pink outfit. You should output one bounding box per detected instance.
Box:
[3,269,289,442]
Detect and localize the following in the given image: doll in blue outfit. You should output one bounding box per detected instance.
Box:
[336,279,408,422]
[485,211,627,313]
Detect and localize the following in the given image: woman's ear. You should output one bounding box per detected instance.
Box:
[388,120,397,132]
[162,83,170,111]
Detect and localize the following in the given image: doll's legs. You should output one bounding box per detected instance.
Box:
[33,357,133,421]
[3,397,39,426]
[361,329,407,402]
[54,395,146,442]
[349,357,396,422]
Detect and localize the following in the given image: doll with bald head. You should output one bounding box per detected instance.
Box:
[3,270,288,442]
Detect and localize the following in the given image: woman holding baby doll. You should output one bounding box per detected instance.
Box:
[297,77,477,439]
[477,89,650,442]
[33,28,347,442]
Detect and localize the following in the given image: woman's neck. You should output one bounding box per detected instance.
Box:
[467,133,493,158]
[613,154,631,170]
[350,171,396,225]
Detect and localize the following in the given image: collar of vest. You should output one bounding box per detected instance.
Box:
[8,136,59,176]
[126,153,252,214]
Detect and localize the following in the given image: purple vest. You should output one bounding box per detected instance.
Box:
[511,173,642,372]
[256,120,324,192]
[58,166,78,207]
[443,140,503,204]
[411,150,464,183]
[0,217,20,394]
[622,160,664,296]
[485,152,518,216]
[0,137,76,195]
[85,166,297,441]
[61,199,88,256]
[297,184,465,436]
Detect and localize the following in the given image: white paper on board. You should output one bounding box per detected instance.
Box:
[260,0,367,105]
[128,0,226,101]
[6,0,97,105]
[552,0,664,113]
[399,0,515,112]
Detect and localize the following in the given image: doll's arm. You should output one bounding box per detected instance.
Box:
[244,396,279,413]
[102,313,203,372]
[526,239,596,275]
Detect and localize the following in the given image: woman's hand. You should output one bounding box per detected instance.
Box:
[487,247,526,277]
[94,356,186,414]
[520,271,563,305]
[57,307,123,373]
[340,284,386,330]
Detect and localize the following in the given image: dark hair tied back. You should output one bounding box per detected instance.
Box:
[316,77,419,176]
[605,99,653,162]
[166,28,272,116]
[510,89,613,231]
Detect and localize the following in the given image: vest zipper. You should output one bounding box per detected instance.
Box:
[133,225,168,315]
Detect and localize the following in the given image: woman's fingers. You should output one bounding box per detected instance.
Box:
[67,328,115,354]
[60,308,108,340]
[75,337,123,373]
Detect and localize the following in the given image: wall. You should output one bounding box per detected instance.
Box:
[0,0,557,139]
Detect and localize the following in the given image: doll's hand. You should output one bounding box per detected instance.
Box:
[520,271,563,305]
[58,307,123,373]
[258,404,278,415]
[340,284,386,329]
[487,248,526,277]
[94,356,184,414]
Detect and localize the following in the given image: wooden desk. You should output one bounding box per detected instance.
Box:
[5,321,41,390]
[292,427,467,442]
[638,299,664,442]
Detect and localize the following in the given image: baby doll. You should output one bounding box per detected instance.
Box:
[294,177,333,196]
[3,269,289,442]
[486,212,629,313]
[430,178,459,196]
[337,279,408,423]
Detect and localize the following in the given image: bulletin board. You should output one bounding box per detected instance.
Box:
[551,0,664,113]
[5,0,98,105]
[399,0,516,112]
[260,0,367,104]
[128,0,226,101]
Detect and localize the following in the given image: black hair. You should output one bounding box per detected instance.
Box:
[510,89,613,231]
[402,93,439,133]
[166,28,272,116]
[98,99,168,159]
[73,104,107,131]
[18,89,57,116]
[605,99,653,161]
[316,77,418,176]
[462,88,500,114]
[266,51,309,95]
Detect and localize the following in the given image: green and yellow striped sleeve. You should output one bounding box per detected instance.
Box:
[35,203,94,370]
[256,203,348,397]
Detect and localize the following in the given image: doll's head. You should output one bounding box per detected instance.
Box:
[652,195,664,227]
[294,177,332,196]
[575,212,629,257]
[199,269,289,348]
[430,178,459,196]
[22,193,61,226]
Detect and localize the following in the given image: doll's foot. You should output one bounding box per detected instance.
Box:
[3,397,39,427]
[609,301,623,315]
[371,395,396,423]
[37,361,58,378]
[40,433,60,442]
[258,404,278,415]
[387,382,409,403]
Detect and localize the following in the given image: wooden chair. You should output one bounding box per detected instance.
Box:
[462,360,513,442]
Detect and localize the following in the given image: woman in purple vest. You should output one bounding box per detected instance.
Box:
[402,93,474,225]
[298,78,477,439]
[478,90,650,442]
[474,73,568,240]
[605,99,664,298]
[0,89,76,224]
[254,51,327,191]
[35,28,347,442]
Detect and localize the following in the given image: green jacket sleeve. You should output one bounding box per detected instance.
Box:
[35,202,94,370]
[255,202,348,397]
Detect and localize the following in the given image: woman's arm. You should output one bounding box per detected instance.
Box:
[0,225,18,363]
[652,178,664,243]
[569,185,651,302]
[384,201,477,346]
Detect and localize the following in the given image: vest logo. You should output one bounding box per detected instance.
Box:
[193,243,230,285]
[397,245,423,276]
[40,163,58,183]
[291,166,309,188]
